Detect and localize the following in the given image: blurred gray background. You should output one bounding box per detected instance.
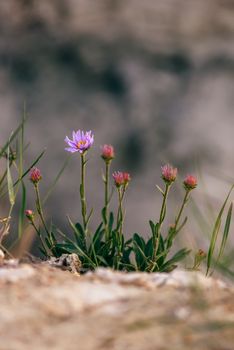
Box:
[0,0,234,252]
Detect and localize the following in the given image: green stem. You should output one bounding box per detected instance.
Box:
[174,190,190,230]
[151,184,171,267]
[117,187,124,236]
[166,189,190,250]
[80,152,88,235]
[115,186,126,269]
[158,183,170,229]
[35,184,50,237]
[104,161,110,241]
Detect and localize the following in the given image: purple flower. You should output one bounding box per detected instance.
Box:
[65,130,94,154]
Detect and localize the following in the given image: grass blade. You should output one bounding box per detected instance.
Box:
[216,202,233,265]
[0,117,27,158]
[7,146,15,206]
[18,181,26,238]
[43,155,71,204]
[206,185,234,276]
[0,149,46,198]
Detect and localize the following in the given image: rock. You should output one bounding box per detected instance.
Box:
[46,253,81,274]
[0,262,233,349]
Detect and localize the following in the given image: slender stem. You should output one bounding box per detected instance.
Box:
[31,220,50,257]
[174,190,190,231]
[80,152,88,235]
[117,187,124,237]
[0,169,7,190]
[34,184,50,237]
[104,161,110,241]
[151,183,171,268]
[115,186,126,269]
[0,243,14,259]
[165,189,190,250]
[158,183,170,229]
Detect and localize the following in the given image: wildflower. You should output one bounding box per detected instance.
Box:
[65,130,94,154]
[30,167,42,184]
[183,175,197,190]
[193,248,206,269]
[161,164,177,184]
[197,249,206,258]
[123,172,131,185]
[25,209,34,221]
[101,144,115,161]
[113,171,131,187]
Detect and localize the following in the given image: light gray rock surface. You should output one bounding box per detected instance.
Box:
[0,261,233,350]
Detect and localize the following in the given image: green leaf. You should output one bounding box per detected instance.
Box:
[176,216,188,233]
[206,184,234,276]
[122,246,132,265]
[18,181,26,238]
[108,212,114,232]
[0,117,27,158]
[133,234,147,270]
[120,262,136,271]
[101,207,107,225]
[96,255,108,266]
[145,237,154,258]
[0,149,46,199]
[14,150,46,187]
[67,217,86,251]
[38,247,47,257]
[156,234,166,266]
[156,184,164,196]
[80,184,84,198]
[86,208,93,226]
[216,202,233,266]
[133,233,146,250]
[98,240,112,258]
[161,248,191,272]
[92,223,104,251]
[45,236,52,249]
[149,220,155,235]
[43,155,71,204]
[7,146,15,205]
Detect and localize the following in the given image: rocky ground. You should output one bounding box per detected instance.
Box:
[0,256,233,350]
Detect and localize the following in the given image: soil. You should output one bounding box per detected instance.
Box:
[0,258,233,350]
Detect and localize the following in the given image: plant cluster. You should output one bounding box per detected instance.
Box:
[1,122,233,276]
[26,129,201,272]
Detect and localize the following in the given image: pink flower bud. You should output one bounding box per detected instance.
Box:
[183,175,197,190]
[161,164,177,184]
[101,144,115,161]
[25,209,34,221]
[123,172,131,184]
[30,167,42,184]
[112,171,131,187]
[197,249,206,258]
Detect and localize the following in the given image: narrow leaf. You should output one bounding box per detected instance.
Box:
[206,185,234,276]
[18,181,26,238]
[7,146,15,205]
[217,202,233,265]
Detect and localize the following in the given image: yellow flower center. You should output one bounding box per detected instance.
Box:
[77,140,86,148]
